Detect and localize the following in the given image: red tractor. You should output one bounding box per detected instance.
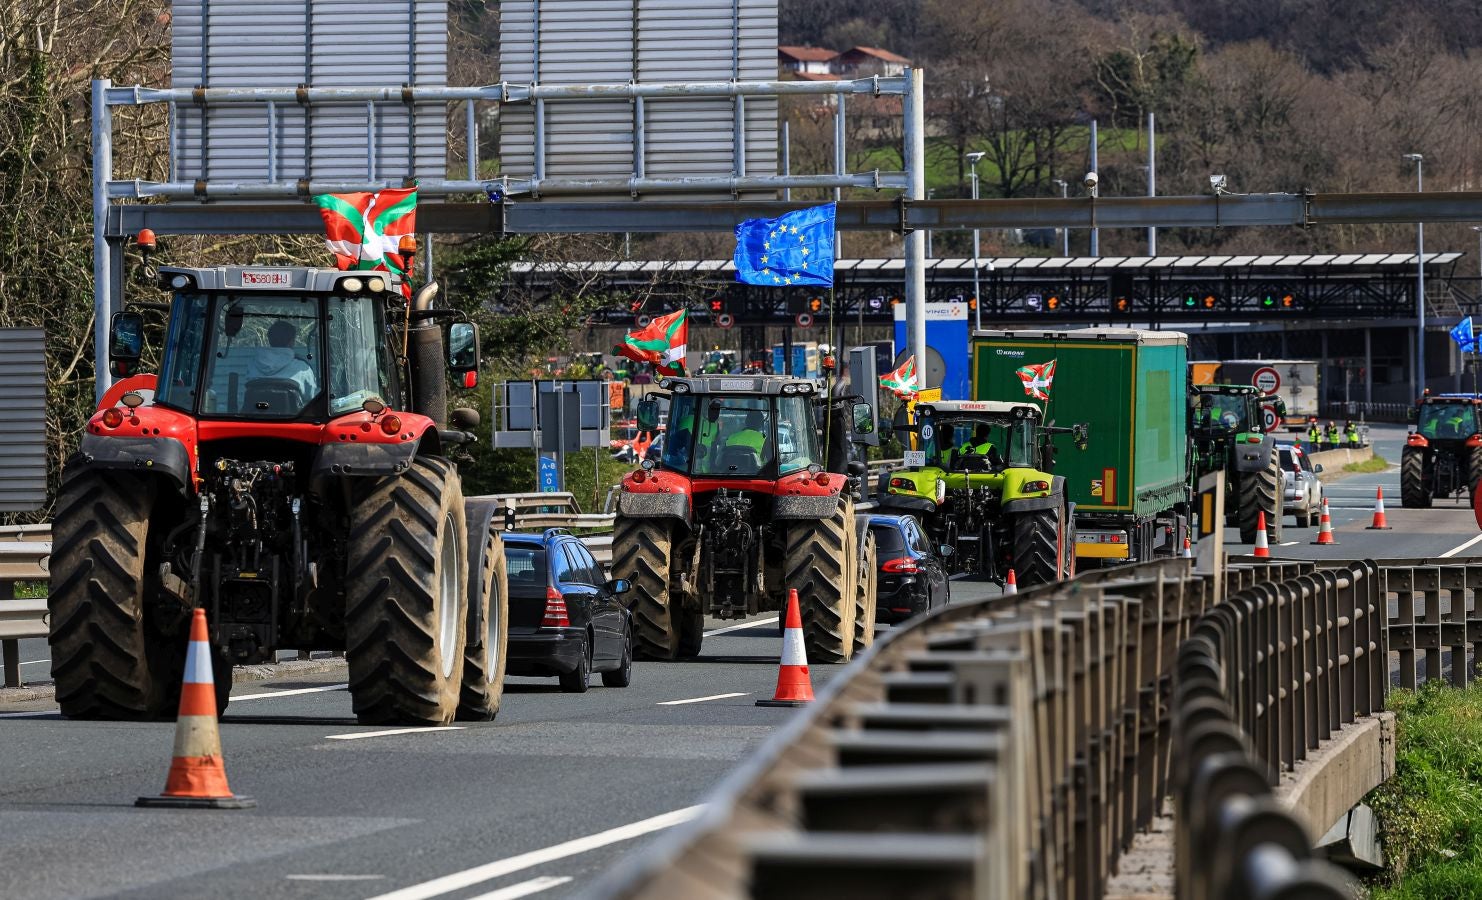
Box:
[609,375,878,663]
[51,262,508,726]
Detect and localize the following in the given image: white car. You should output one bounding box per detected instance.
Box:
[1277,442,1325,527]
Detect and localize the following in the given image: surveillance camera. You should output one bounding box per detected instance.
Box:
[1082,171,1099,189]
[965,151,986,164]
[1210,174,1228,192]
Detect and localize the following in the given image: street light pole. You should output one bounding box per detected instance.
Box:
[1404,153,1426,397]
[967,151,985,332]
[926,188,934,258]
[1053,179,1068,256]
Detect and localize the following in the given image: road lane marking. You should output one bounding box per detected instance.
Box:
[704,616,778,637]
[365,806,703,900]
[286,874,385,882]
[1278,541,1299,547]
[466,876,573,900]
[1440,534,1482,558]
[19,659,48,666]
[0,709,57,718]
[325,726,465,741]
[657,692,749,706]
[235,684,349,701]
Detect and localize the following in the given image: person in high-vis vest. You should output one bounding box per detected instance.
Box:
[1345,420,1360,448]
[1307,422,1321,451]
[1325,421,1340,449]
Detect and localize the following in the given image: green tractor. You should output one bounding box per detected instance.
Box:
[878,401,1085,588]
[1189,384,1284,544]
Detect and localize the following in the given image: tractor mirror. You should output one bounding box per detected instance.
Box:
[636,397,660,431]
[1407,407,1418,423]
[938,544,955,558]
[108,312,144,377]
[852,401,875,435]
[1271,397,1288,416]
[447,323,478,373]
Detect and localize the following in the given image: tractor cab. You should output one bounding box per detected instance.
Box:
[636,375,830,479]
[1413,393,1482,441]
[914,401,1043,475]
[1190,384,1276,434]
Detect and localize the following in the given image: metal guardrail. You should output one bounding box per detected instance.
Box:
[601,554,1482,899]
[0,529,50,688]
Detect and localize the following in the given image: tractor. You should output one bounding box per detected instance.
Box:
[51,260,508,726]
[877,401,1082,587]
[1189,384,1284,543]
[1402,392,1482,507]
[608,375,878,663]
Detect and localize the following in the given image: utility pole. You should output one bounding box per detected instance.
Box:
[1147,112,1156,256]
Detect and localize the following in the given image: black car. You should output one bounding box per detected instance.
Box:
[870,514,951,624]
[503,530,634,692]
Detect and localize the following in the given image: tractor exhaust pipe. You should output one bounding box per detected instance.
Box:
[407,280,448,429]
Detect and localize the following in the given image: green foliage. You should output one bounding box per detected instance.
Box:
[1344,454,1391,474]
[1369,682,1482,896]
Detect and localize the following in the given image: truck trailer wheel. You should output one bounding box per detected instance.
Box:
[1237,451,1283,545]
[458,516,509,721]
[1011,504,1063,589]
[611,516,682,660]
[1401,447,1431,509]
[784,498,858,663]
[345,456,469,726]
[49,469,168,720]
[853,527,878,657]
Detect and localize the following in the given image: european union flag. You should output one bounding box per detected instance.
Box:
[734,202,836,288]
[1453,317,1477,353]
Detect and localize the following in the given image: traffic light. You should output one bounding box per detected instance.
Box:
[709,298,724,313]
[1281,293,1296,309]
[1046,295,1061,311]
[1114,297,1131,314]
[1261,294,1276,310]
[809,297,823,313]
[1184,294,1197,309]
[1202,295,1217,309]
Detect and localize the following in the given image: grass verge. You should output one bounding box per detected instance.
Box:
[1344,454,1390,474]
[1368,682,1482,897]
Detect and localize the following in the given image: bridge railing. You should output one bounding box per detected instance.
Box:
[601,554,1480,899]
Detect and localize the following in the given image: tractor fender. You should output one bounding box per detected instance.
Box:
[876,494,937,515]
[774,494,842,520]
[1408,433,1430,448]
[76,434,192,492]
[310,439,420,478]
[616,491,690,521]
[1232,434,1275,474]
[1002,476,1067,516]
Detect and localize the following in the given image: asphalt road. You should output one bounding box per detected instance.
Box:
[3,422,1478,900]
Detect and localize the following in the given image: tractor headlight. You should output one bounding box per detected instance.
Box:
[169,274,191,290]
[796,382,814,394]
[342,277,365,293]
[671,381,690,394]
[367,277,386,292]
[782,384,798,395]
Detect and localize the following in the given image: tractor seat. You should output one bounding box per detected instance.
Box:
[242,378,306,414]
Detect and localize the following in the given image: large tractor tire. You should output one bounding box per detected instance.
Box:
[49,469,171,720]
[853,527,879,658]
[345,457,469,726]
[677,607,705,659]
[784,498,858,664]
[611,516,681,660]
[1467,446,1482,506]
[458,517,509,722]
[1237,450,1284,545]
[1401,447,1431,509]
[1011,501,1066,589]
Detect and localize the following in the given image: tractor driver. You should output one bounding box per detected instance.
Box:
[726,410,768,454]
[957,423,1004,469]
[249,320,318,404]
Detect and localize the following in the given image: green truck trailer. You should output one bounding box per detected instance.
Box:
[972,327,1191,565]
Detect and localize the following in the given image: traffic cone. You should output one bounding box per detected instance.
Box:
[1182,537,1193,559]
[1366,486,1393,530]
[1004,568,1019,595]
[137,609,254,809]
[1253,510,1271,558]
[1312,498,1338,545]
[757,589,815,708]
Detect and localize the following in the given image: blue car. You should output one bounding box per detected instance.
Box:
[869,514,951,624]
[503,530,634,692]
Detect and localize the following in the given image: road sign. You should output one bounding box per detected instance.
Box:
[717,313,734,329]
[538,455,560,492]
[1252,366,1281,394]
[1261,404,1280,431]
[795,312,813,328]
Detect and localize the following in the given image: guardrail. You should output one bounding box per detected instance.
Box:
[601,555,1479,899]
[0,528,51,688]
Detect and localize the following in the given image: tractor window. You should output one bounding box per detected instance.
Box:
[776,395,823,474]
[693,397,772,476]
[923,418,1009,469]
[156,293,209,412]
[327,296,397,416]
[1005,420,1038,468]
[198,295,322,418]
[1418,402,1477,439]
[1194,393,1250,430]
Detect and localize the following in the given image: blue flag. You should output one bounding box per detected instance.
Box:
[734,203,836,287]
[1452,317,1477,352]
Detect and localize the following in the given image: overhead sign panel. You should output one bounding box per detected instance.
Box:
[170,0,448,183]
[499,0,779,199]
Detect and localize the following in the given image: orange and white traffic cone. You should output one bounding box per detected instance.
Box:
[1253,510,1271,558]
[1312,498,1338,545]
[1182,537,1193,559]
[1004,568,1019,595]
[1366,486,1393,530]
[757,589,816,708]
[137,608,254,809]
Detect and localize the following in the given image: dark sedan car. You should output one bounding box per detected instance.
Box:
[870,514,951,624]
[504,530,634,692]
